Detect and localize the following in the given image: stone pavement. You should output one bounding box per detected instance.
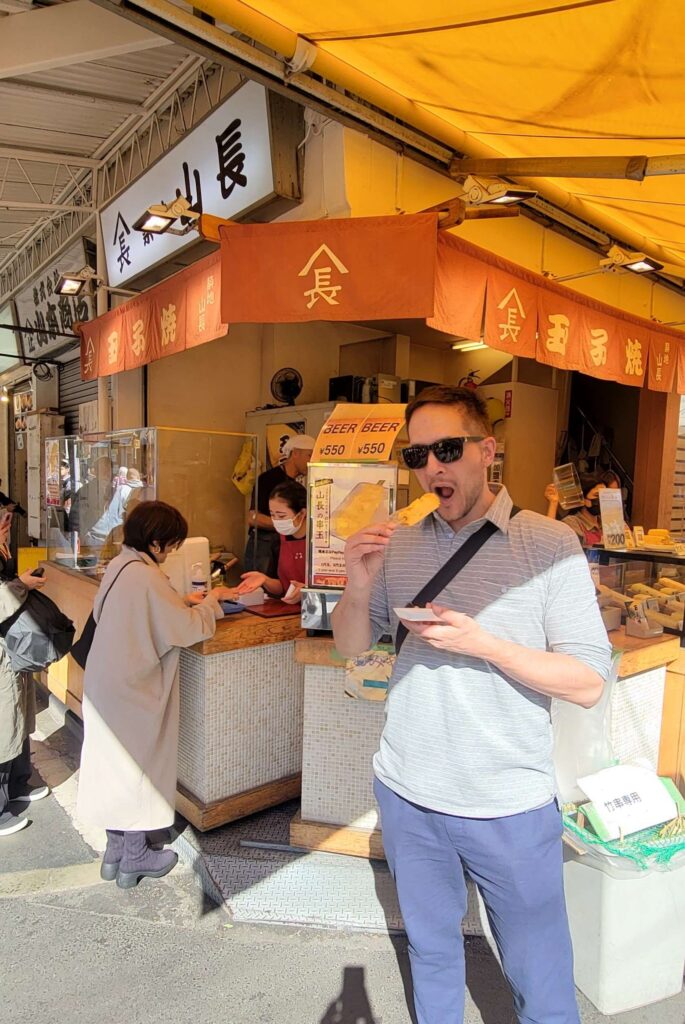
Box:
[1,690,685,1024]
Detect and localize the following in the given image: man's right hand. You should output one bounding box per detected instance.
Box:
[344,522,397,591]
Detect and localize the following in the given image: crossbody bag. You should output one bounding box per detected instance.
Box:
[70,558,142,669]
[394,506,521,656]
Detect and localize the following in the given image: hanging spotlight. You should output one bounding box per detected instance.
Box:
[56,265,100,296]
[133,196,201,236]
[599,245,663,274]
[56,265,137,298]
[552,244,665,283]
[462,175,537,207]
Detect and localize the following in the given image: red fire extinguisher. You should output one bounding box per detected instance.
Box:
[458,369,480,390]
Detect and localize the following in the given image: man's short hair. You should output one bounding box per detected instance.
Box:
[405,385,493,436]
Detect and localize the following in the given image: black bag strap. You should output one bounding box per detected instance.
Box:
[394,506,521,656]
[94,557,142,623]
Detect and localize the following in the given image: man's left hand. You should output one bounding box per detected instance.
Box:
[403,603,496,661]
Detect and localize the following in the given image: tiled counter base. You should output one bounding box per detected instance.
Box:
[292,638,485,935]
[293,638,384,857]
[176,612,305,831]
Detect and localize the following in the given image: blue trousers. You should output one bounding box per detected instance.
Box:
[374,777,580,1024]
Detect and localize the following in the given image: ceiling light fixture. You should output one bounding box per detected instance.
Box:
[133,197,201,236]
[56,266,138,298]
[452,340,488,352]
[599,245,664,274]
[461,175,537,208]
[55,266,99,297]
[552,244,665,283]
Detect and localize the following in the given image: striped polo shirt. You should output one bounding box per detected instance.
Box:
[369,485,612,818]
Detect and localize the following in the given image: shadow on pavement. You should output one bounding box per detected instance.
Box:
[370,857,417,1024]
[319,966,378,1023]
[464,935,515,1024]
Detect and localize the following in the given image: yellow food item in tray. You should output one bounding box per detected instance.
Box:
[330,482,388,540]
[392,491,441,526]
[660,577,685,593]
[644,529,674,547]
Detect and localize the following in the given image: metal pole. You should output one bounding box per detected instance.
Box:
[95,171,110,433]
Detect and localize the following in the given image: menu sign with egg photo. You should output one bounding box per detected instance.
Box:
[308,462,397,588]
[599,488,627,551]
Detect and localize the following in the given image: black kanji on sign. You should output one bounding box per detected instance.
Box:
[34,310,47,347]
[24,319,36,354]
[216,118,247,199]
[113,211,131,272]
[73,297,89,323]
[46,302,59,339]
[58,295,73,333]
[175,162,203,225]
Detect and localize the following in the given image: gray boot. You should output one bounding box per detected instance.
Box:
[116,830,178,889]
[101,829,124,881]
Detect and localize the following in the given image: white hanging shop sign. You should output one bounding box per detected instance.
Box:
[100,80,303,289]
[14,238,94,359]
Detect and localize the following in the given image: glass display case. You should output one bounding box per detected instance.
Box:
[46,427,258,578]
[587,547,685,644]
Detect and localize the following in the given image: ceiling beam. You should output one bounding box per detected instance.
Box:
[0,79,144,117]
[0,201,96,212]
[0,147,100,169]
[450,155,685,182]
[0,0,171,79]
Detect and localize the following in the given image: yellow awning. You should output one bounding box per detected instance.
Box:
[194,0,685,274]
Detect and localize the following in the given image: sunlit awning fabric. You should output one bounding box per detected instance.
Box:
[217,213,685,392]
[194,0,685,274]
[79,213,685,393]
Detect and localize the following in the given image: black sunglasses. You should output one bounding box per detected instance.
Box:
[400,435,485,470]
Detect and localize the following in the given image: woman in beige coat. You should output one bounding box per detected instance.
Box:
[77,501,231,888]
[0,510,51,836]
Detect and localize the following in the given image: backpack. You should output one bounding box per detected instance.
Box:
[0,589,75,672]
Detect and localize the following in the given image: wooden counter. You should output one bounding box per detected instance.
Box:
[296,627,682,677]
[608,628,681,678]
[190,610,303,655]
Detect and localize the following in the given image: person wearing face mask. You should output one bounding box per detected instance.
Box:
[243,435,315,577]
[237,481,307,605]
[76,501,233,888]
[545,470,622,548]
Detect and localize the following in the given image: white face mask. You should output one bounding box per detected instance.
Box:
[273,516,300,536]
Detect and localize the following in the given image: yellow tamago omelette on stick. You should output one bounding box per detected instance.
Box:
[392,491,441,526]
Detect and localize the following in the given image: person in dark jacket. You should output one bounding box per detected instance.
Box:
[0,510,50,837]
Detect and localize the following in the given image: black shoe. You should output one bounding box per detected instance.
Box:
[0,811,29,836]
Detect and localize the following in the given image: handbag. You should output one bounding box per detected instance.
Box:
[395,507,520,656]
[0,588,75,673]
[70,559,140,669]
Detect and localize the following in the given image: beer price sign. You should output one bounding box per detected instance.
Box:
[312,404,405,462]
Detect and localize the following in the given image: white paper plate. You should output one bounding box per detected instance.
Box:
[393,606,442,622]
